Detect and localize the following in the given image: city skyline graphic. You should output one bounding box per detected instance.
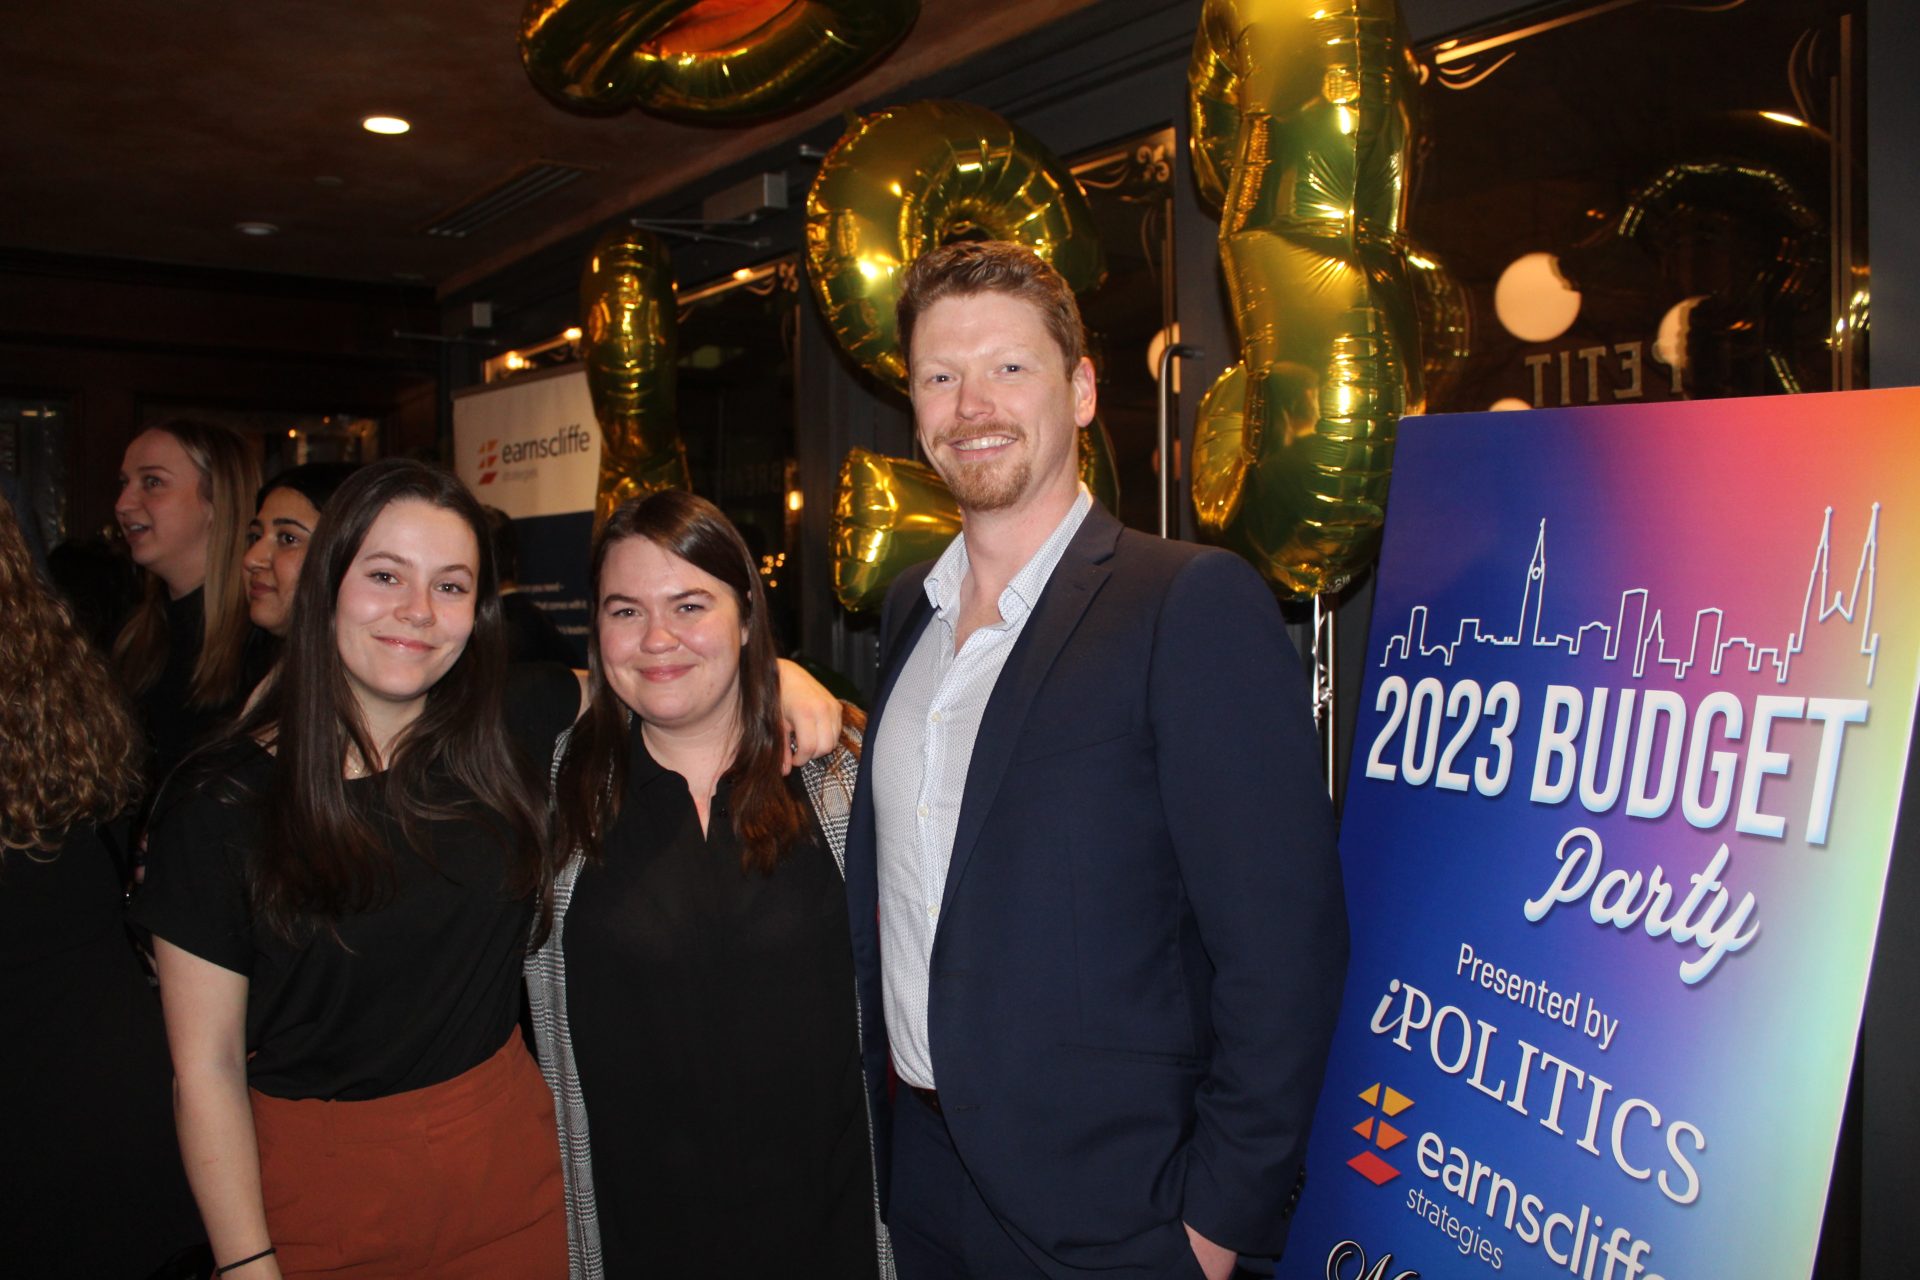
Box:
[1377,505,1883,687]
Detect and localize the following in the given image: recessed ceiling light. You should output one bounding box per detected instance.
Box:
[234,221,280,236]
[362,115,411,136]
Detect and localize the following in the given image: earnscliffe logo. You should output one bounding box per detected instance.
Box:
[1350,1082,1414,1185]
[479,423,593,485]
[503,423,593,465]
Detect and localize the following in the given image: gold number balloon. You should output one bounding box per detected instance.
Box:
[804,100,1106,391]
[582,227,689,525]
[521,0,918,122]
[1187,0,1424,597]
[832,449,961,612]
[831,425,1120,612]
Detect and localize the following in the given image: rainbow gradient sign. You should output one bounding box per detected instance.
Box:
[1279,389,1920,1280]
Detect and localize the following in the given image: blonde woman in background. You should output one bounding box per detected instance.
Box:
[113,419,262,787]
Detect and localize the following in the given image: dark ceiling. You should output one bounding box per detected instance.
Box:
[0,0,1105,295]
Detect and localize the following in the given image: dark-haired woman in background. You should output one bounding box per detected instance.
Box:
[0,492,203,1277]
[135,460,574,1278]
[242,462,358,641]
[112,419,261,788]
[529,490,886,1279]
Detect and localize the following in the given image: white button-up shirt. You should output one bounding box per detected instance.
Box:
[872,488,1093,1089]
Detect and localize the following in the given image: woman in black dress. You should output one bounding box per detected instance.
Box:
[529,490,887,1279]
[0,491,203,1277]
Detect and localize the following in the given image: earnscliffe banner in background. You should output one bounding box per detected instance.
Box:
[1280,388,1920,1280]
[452,367,599,660]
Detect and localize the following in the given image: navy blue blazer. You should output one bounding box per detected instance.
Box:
[844,504,1349,1270]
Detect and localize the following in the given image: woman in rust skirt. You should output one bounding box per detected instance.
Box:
[134,462,575,1278]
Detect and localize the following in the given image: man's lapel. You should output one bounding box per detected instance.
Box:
[940,506,1122,906]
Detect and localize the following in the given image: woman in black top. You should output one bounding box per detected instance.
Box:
[135,461,572,1278]
[0,491,203,1277]
[531,490,885,1279]
[111,419,261,788]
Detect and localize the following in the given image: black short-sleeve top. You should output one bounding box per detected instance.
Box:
[131,662,579,1101]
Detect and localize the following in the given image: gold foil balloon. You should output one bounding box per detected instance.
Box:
[582,227,689,525]
[520,0,918,122]
[1613,161,1824,397]
[804,100,1106,390]
[1190,363,1253,554]
[1406,243,1470,409]
[1187,0,1424,597]
[832,448,961,611]
[1185,1,1239,214]
[831,425,1119,612]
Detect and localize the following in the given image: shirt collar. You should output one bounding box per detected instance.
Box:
[924,485,1094,622]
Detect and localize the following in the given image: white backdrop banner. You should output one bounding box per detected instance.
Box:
[452,368,601,519]
[452,368,602,660]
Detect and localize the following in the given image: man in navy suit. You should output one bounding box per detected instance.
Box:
[846,241,1348,1279]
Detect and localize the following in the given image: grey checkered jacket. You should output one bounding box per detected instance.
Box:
[525,732,894,1280]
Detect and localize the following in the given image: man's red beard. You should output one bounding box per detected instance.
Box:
[928,421,1030,513]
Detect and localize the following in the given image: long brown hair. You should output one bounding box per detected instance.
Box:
[112,418,260,707]
[211,460,556,943]
[556,490,808,874]
[0,497,144,854]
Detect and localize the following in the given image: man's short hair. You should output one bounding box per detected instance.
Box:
[896,241,1087,376]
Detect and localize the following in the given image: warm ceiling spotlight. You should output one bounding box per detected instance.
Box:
[563,326,583,342]
[1759,111,1808,128]
[362,115,411,136]
[234,221,279,236]
[732,267,756,282]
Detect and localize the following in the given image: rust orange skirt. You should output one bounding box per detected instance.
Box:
[249,1036,566,1278]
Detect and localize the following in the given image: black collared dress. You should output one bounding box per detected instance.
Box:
[560,724,875,1278]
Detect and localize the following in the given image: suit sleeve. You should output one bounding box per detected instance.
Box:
[1149,550,1348,1256]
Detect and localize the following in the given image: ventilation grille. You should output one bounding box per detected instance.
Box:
[422,162,593,238]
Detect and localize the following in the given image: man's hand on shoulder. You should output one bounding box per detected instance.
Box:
[1185,1223,1238,1280]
